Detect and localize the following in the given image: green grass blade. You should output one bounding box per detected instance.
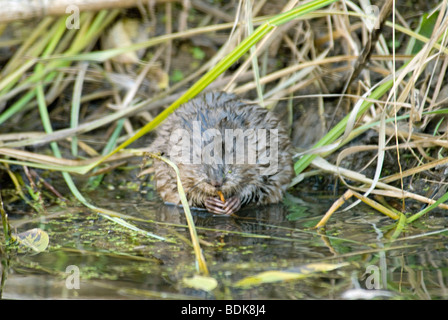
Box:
[390,213,407,240]
[150,153,209,275]
[407,190,448,224]
[246,0,264,107]
[99,214,167,241]
[0,11,119,126]
[70,62,88,156]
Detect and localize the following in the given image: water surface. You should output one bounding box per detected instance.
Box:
[2,186,448,300]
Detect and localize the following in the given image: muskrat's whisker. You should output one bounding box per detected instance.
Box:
[188,179,216,203]
[189,179,207,192]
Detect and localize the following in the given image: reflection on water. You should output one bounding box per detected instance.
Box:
[1,189,448,300]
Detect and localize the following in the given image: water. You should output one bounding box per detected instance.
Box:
[1,185,448,300]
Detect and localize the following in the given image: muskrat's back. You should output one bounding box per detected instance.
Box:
[150,91,294,215]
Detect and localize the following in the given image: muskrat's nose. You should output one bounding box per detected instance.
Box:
[210,179,223,188]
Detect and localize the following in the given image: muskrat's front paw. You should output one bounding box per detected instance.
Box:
[204,196,241,215]
[204,197,227,215]
[222,196,241,215]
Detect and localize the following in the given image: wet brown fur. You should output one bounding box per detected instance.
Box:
[150,92,294,211]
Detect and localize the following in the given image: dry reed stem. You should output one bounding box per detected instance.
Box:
[311,157,448,214]
[315,189,400,228]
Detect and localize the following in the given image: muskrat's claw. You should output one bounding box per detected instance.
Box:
[204,196,241,215]
[204,197,227,215]
[222,196,241,215]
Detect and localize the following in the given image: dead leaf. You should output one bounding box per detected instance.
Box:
[183,275,218,292]
[235,262,349,288]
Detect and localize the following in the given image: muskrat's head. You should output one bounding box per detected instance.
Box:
[178,162,257,207]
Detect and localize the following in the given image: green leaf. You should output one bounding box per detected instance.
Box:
[406,11,439,55]
[12,228,50,253]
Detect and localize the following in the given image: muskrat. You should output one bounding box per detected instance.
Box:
[149,91,294,215]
